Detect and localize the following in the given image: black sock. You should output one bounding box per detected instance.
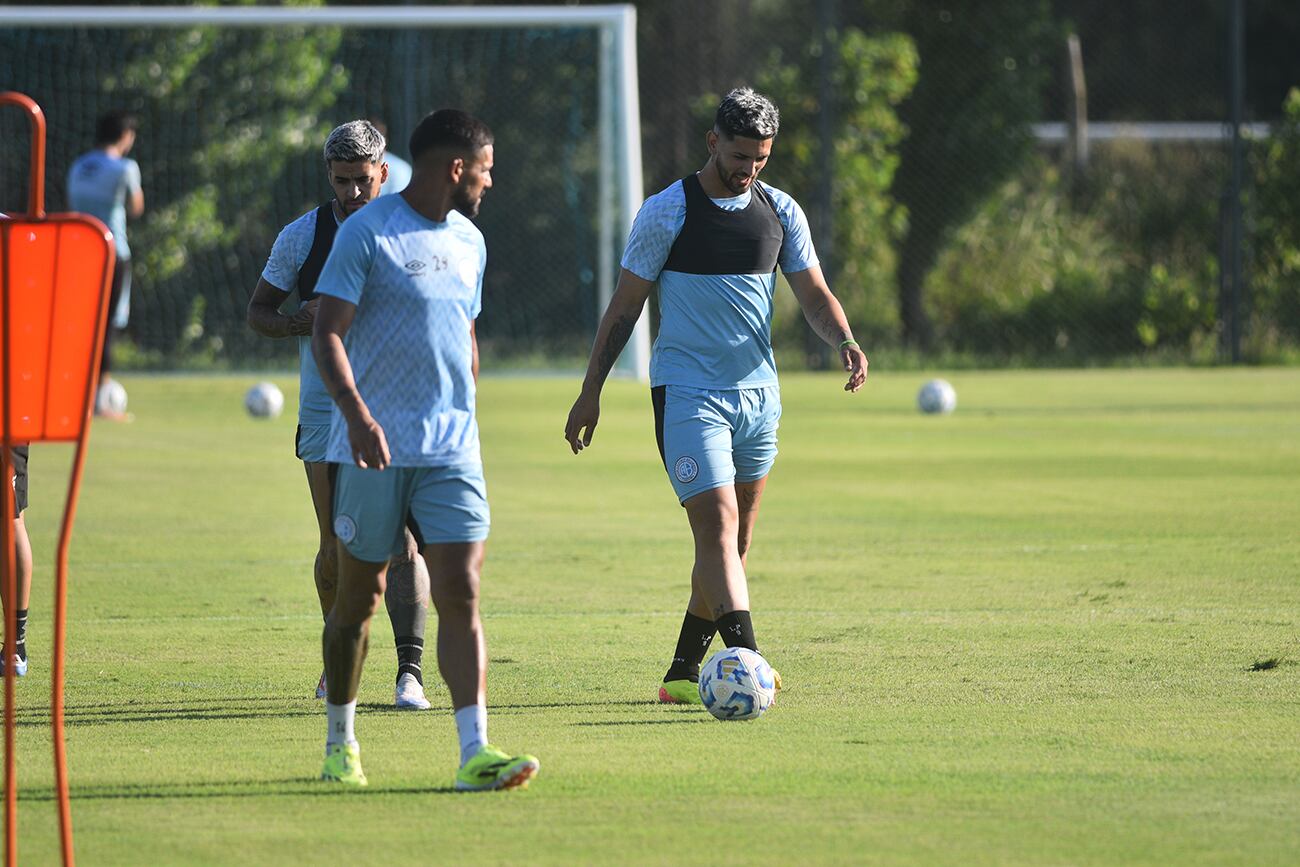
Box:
[395,635,424,685]
[664,612,716,682]
[715,610,758,651]
[15,609,26,661]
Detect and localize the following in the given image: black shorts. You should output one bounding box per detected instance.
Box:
[10,446,28,515]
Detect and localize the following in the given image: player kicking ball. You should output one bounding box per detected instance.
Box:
[565,88,868,705]
[311,109,537,790]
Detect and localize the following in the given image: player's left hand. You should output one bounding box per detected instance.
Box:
[842,344,868,393]
[348,413,391,470]
[564,390,601,454]
[288,299,320,336]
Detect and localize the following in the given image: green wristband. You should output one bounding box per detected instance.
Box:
[839,339,859,350]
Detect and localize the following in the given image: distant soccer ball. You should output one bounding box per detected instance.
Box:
[698,647,777,721]
[95,379,128,415]
[917,378,957,415]
[244,382,284,419]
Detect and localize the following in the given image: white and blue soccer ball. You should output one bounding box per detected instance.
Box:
[917,378,957,415]
[95,379,128,415]
[698,647,777,721]
[244,381,284,419]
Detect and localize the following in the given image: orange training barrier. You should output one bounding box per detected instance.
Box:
[1,91,114,867]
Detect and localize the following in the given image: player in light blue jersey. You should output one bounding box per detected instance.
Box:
[312,109,538,790]
[565,88,869,705]
[247,120,432,711]
[368,117,414,197]
[67,110,144,419]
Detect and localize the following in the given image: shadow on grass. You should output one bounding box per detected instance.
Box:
[14,696,662,728]
[573,717,711,727]
[18,779,463,803]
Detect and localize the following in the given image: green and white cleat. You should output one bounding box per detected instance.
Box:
[320,743,367,788]
[658,678,702,705]
[454,745,539,792]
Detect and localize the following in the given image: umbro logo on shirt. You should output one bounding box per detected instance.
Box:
[405,259,427,273]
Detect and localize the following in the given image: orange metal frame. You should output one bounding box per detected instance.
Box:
[1,91,115,867]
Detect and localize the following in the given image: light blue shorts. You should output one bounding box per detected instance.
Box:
[295,423,330,463]
[332,463,490,562]
[653,385,781,503]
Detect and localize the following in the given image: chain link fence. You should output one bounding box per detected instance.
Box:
[3,1,1298,370]
[634,0,1300,366]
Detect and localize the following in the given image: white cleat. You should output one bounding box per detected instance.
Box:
[315,671,327,700]
[395,672,431,710]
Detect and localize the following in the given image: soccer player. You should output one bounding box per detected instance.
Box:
[247,120,432,711]
[311,109,538,790]
[67,111,145,420]
[369,117,414,197]
[2,447,33,677]
[564,87,869,704]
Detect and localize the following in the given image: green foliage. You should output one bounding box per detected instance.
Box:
[118,6,345,362]
[928,161,1123,360]
[1249,87,1300,357]
[759,29,915,348]
[872,0,1062,344]
[758,28,917,349]
[927,144,1232,365]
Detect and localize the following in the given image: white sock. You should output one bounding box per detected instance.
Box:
[326,700,357,749]
[454,704,487,766]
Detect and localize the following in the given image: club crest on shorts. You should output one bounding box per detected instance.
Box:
[674,456,699,483]
[334,514,357,544]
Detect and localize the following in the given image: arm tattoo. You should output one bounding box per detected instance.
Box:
[596,314,637,380]
[810,302,849,345]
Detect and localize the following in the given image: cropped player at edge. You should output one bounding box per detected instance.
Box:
[312,109,538,790]
[247,120,433,711]
[564,87,869,705]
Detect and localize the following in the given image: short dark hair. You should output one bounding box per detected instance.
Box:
[94,110,138,146]
[408,109,493,162]
[714,87,780,140]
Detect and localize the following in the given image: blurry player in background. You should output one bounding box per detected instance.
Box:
[2,447,33,678]
[247,120,432,711]
[369,117,414,197]
[67,110,143,420]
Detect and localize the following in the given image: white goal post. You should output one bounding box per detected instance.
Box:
[0,4,651,380]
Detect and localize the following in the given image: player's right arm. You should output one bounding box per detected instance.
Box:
[564,185,682,455]
[564,269,655,454]
[125,159,144,218]
[313,297,389,471]
[249,215,318,338]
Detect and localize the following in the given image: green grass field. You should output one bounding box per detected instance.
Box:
[11,368,1300,865]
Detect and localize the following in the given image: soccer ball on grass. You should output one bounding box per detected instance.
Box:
[917,378,957,414]
[94,379,128,416]
[699,647,777,721]
[244,382,284,419]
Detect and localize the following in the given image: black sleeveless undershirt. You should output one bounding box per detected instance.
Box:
[295,203,340,300]
[661,173,785,276]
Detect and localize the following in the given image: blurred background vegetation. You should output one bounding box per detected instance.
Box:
[1,0,1297,370]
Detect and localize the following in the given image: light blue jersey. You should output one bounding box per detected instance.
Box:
[380,151,413,197]
[261,207,338,427]
[67,151,141,260]
[622,178,818,390]
[316,195,486,468]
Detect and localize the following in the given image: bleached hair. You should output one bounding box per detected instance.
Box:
[714,87,780,140]
[323,120,386,165]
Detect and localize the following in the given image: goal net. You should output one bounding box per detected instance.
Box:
[0,4,649,378]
